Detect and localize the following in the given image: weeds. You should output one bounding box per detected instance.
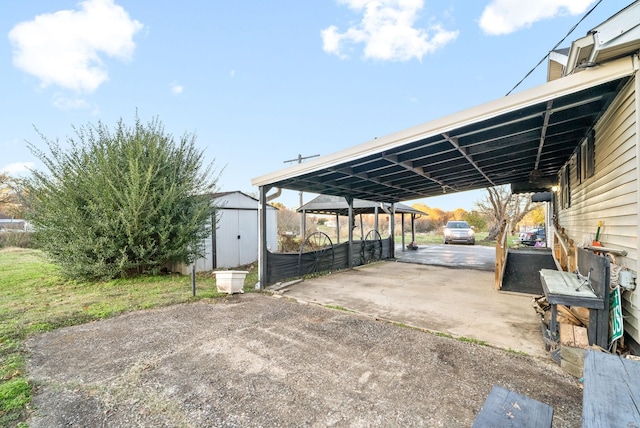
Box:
[457,336,489,346]
[324,304,354,312]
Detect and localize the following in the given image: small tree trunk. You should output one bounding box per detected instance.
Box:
[485,222,502,241]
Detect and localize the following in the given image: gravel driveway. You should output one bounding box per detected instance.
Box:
[26,293,583,427]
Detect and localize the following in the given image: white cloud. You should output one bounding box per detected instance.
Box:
[8,0,143,93]
[2,162,34,175]
[171,83,184,95]
[53,93,90,109]
[479,0,595,35]
[322,0,458,61]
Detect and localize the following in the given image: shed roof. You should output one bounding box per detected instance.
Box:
[297,194,427,217]
[211,190,278,210]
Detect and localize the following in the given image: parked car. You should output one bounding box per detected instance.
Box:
[443,220,475,245]
[519,228,546,246]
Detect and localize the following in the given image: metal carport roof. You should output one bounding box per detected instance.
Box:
[252,56,636,203]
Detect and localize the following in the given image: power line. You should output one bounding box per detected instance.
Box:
[283,153,320,165]
[283,153,320,208]
[505,0,604,96]
[283,153,320,235]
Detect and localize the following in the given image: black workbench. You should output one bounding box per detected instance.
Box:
[539,248,610,349]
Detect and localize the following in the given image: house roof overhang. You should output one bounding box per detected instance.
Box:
[564,1,640,75]
[252,55,637,204]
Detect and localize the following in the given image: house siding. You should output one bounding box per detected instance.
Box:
[558,74,639,345]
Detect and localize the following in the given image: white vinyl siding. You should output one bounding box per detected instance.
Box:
[558,75,639,344]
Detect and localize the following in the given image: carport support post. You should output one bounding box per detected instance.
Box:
[258,185,270,289]
[374,206,379,232]
[411,214,416,243]
[346,196,354,268]
[401,213,406,251]
[390,203,395,259]
[191,264,196,296]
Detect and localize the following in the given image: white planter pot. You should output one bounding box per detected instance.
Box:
[214,270,248,294]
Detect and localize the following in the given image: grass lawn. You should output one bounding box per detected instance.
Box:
[0,247,258,427]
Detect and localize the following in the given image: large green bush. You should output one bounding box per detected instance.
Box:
[24,115,220,280]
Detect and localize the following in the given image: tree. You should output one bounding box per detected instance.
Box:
[412,203,451,231]
[474,185,538,241]
[0,173,24,217]
[451,208,467,220]
[23,115,220,280]
[462,210,487,231]
[0,173,11,206]
[520,205,545,228]
[272,202,300,236]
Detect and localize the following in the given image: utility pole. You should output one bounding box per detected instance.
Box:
[284,153,320,237]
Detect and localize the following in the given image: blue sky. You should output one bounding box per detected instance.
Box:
[1,0,631,210]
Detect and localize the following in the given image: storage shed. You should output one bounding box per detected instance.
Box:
[177,191,278,273]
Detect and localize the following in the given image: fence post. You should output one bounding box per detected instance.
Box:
[191,264,196,296]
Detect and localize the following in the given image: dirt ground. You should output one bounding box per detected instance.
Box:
[26,293,583,427]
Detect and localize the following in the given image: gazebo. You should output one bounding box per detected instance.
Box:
[297,194,427,249]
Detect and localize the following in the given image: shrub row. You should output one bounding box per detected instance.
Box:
[0,231,34,249]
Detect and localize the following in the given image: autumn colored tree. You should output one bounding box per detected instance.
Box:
[520,205,545,228]
[0,173,25,217]
[272,202,301,236]
[451,208,467,220]
[412,203,451,231]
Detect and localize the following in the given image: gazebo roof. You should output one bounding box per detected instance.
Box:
[297,194,427,217]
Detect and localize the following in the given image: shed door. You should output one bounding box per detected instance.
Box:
[215,209,258,268]
[236,209,258,266]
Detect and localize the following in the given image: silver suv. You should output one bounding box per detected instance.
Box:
[443,221,475,245]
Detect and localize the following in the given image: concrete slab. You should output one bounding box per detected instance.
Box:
[281,260,548,359]
[395,243,496,271]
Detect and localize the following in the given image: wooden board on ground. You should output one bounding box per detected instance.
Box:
[583,350,640,427]
[570,306,590,326]
[472,385,553,428]
[557,305,582,326]
[560,346,585,378]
